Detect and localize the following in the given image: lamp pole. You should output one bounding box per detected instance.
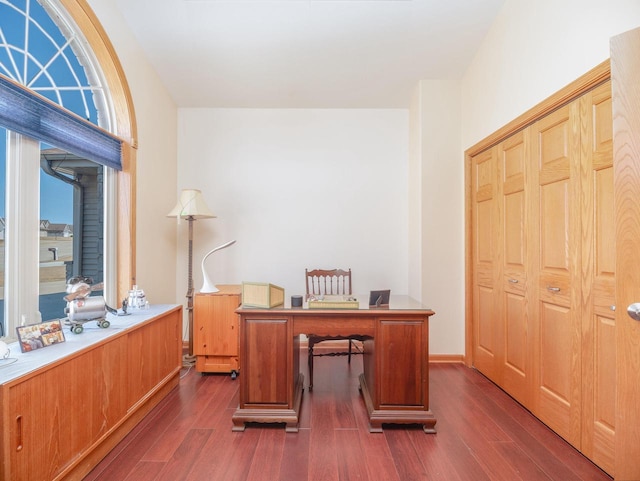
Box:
[186,215,195,358]
[167,189,216,363]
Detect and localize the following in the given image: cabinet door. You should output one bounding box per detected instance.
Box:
[241,317,289,406]
[194,294,240,356]
[128,307,182,405]
[531,101,582,448]
[377,318,425,407]
[581,81,615,474]
[471,147,502,383]
[8,340,128,481]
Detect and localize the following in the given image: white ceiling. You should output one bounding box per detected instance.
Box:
[111,0,505,108]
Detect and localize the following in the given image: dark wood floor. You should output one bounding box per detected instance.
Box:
[85,351,612,481]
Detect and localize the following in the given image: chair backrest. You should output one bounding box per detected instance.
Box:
[305,268,352,299]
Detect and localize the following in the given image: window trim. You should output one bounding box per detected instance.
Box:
[58,0,138,301]
[5,133,41,328]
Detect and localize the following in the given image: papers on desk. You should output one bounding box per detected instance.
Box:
[307,295,359,309]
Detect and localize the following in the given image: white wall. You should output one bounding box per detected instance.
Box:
[86,0,179,304]
[456,0,640,357]
[417,0,640,356]
[407,87,422,301]
[177,109,409,301]
[462,0,640,148]
[86,0,640,356]
[413,79,464,355]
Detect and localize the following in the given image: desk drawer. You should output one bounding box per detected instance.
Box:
[293,316,375,337]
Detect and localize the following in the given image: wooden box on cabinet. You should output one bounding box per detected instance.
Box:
[194,285,242,376]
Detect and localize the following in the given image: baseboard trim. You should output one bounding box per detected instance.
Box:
[429,354,465,363]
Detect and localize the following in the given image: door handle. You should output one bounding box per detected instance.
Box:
[16,415,23,451]
[627,303,640,321]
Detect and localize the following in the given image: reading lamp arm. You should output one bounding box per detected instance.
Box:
[202,239,236,263]
[200,240,237,293]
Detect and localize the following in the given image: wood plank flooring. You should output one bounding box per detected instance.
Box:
[84,352,612,481]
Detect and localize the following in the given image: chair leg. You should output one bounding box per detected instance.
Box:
[348,338,352,364]
[308,344,314,391]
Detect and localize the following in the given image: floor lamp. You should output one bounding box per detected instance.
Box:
[167,189,215,359]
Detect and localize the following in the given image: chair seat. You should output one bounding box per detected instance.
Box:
[308,334,368,348]
[307,335,366,357]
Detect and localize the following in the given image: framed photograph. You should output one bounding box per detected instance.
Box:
[369,289,391,307]
[16,319,66,353]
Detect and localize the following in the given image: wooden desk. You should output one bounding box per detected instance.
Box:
[231,296,436,433]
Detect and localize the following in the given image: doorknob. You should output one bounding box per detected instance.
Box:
[627,303,640,321]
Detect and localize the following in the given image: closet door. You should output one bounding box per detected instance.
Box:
[531,101,582,448]
[499,129,533,406]
[471,147,502,382]
[581,81,615,474]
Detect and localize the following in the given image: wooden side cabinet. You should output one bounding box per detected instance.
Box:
[194,285,242,376]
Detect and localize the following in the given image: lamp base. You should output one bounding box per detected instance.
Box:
[200,276,220,293]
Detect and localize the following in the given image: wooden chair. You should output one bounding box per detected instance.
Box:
[305,268,363,391]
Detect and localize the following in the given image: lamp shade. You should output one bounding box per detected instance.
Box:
[167,189,216,219]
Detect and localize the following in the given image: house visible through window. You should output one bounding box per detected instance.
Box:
[0,0,116,339]
[39,147,104,322]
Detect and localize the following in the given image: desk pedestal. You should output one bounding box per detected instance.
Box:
[232,303,436,433]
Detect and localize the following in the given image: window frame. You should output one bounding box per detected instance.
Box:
[0,0,136,339]
[58,0,137,304]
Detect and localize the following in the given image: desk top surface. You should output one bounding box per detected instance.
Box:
[238,294,434,314]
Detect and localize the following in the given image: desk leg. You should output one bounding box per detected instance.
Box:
[358,374,437,433]
[232,373,304,432]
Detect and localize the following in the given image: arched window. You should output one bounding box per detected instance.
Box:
[0,0,135,339]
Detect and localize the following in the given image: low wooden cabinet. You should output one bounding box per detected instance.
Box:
[193,285,242,376]
[0,305,182,481]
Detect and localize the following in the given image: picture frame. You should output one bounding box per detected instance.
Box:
[16,319,66,353]
[368,289,391,307]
